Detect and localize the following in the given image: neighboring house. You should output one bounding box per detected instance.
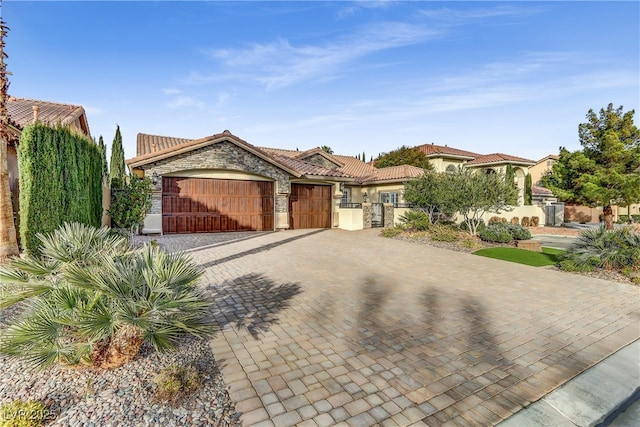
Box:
[528,154,558,186]
[415,143,536,206]
[127,130,425,234]
[5,96,92,218]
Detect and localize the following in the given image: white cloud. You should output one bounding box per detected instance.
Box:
[165,96,206,109]
[199,21,439,89]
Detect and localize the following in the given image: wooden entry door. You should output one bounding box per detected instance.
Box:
[162,177,274,233]
[289,184,331,229]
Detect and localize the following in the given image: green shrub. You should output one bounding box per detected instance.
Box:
[429,224,461,242]
[561,226,640,271]
[558,259,596,273]
[0,400,49,427]
[380,227,403,238]
[504,224,532,240]
[18,124,104,255]
[478,223,531,242]
[478,225,514,243]
[155,364,202,402]
[397,210,430,231]
[0,222,216,369]
[460,238,483,250]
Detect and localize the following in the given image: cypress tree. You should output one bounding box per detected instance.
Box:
[109,125,126,188]
[525,173,533,205]
[98,135,108,182]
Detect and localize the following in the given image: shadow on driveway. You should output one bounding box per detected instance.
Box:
[207,273,303,339]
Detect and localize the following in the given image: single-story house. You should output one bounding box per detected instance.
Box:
[127,131,541,234]
[6,96,92,217]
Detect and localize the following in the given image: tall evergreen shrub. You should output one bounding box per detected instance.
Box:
[109,125,126,188]
[18,123,103,254]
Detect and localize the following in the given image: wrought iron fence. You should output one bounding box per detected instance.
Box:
[339,202,363,209]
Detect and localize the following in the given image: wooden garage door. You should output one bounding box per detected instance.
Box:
[289,184,331,229]
[162,177,274,233]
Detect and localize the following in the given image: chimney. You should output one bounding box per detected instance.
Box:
[32,105,40,122]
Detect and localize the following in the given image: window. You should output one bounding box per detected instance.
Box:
[340,188,351,205]
[380,192,399,204]
[445,164,457,174]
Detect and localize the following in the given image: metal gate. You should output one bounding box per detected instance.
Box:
[545,202,565,226]
[371,203,384,228]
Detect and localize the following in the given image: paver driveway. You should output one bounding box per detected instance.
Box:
[170,229,640,426]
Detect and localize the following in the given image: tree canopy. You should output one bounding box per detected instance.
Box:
[320,145,333,154]
[542,104,640,228]
[403,168,517,235]
[374,145,433,170]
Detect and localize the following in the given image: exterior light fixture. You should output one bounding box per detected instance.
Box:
[151,171,159,185]
[363,191,368,203]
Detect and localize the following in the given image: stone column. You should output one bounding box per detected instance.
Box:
[362,203,372,229]
[383,203,394,228]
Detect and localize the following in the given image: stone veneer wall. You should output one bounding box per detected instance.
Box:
[141,141,292,216]
[303,153,339,170]
[383,203,394,228]
[362,203,372,229]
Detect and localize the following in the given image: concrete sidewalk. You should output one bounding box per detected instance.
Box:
[499,339,640,426]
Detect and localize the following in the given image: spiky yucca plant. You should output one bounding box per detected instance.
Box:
[0,222,215,369]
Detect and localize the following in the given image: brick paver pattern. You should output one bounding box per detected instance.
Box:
[151,229,640,426]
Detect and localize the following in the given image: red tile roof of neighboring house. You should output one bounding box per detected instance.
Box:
[415,143,480,159]
[533,185,554,196]
[467,153,535,166]
[360,164,425,183]
[7,96,90,136]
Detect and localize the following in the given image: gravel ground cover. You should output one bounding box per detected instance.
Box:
[0,305,241,427]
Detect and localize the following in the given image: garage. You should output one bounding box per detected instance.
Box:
[289,184,332,229]
[162,177,274,233]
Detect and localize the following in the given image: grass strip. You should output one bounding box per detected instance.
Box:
[473,246,564,267]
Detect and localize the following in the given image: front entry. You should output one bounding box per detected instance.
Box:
[371,203,384,228]
[289,184,332,229]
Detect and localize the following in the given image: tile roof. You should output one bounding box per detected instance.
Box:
[467,153,536,166]
[532,185,554,196]
[415,143,480,159]
[269,154,352,178]
[7,96,88,133]
[137,133,193,156]
[361,165,425,183]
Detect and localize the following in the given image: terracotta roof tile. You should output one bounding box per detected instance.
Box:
[137,133,194,157]
[415,143,480,158]
[532,185,554,196]
[270,155,352,178]
[7,96,88,134]
[467,153,535,166]
[361,165,425,183]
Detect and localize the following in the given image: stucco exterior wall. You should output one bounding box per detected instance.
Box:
[349,184,407,203]
[452,205,546,227]
[337,208,364,231]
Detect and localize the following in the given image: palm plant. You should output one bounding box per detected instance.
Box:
[561,226,640,270]
[0,222,215,369]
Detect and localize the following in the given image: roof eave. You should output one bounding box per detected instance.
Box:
[468,160,535,168]
[426,153,475,161]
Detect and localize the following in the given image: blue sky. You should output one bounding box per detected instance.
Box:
[4,1,639,162]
